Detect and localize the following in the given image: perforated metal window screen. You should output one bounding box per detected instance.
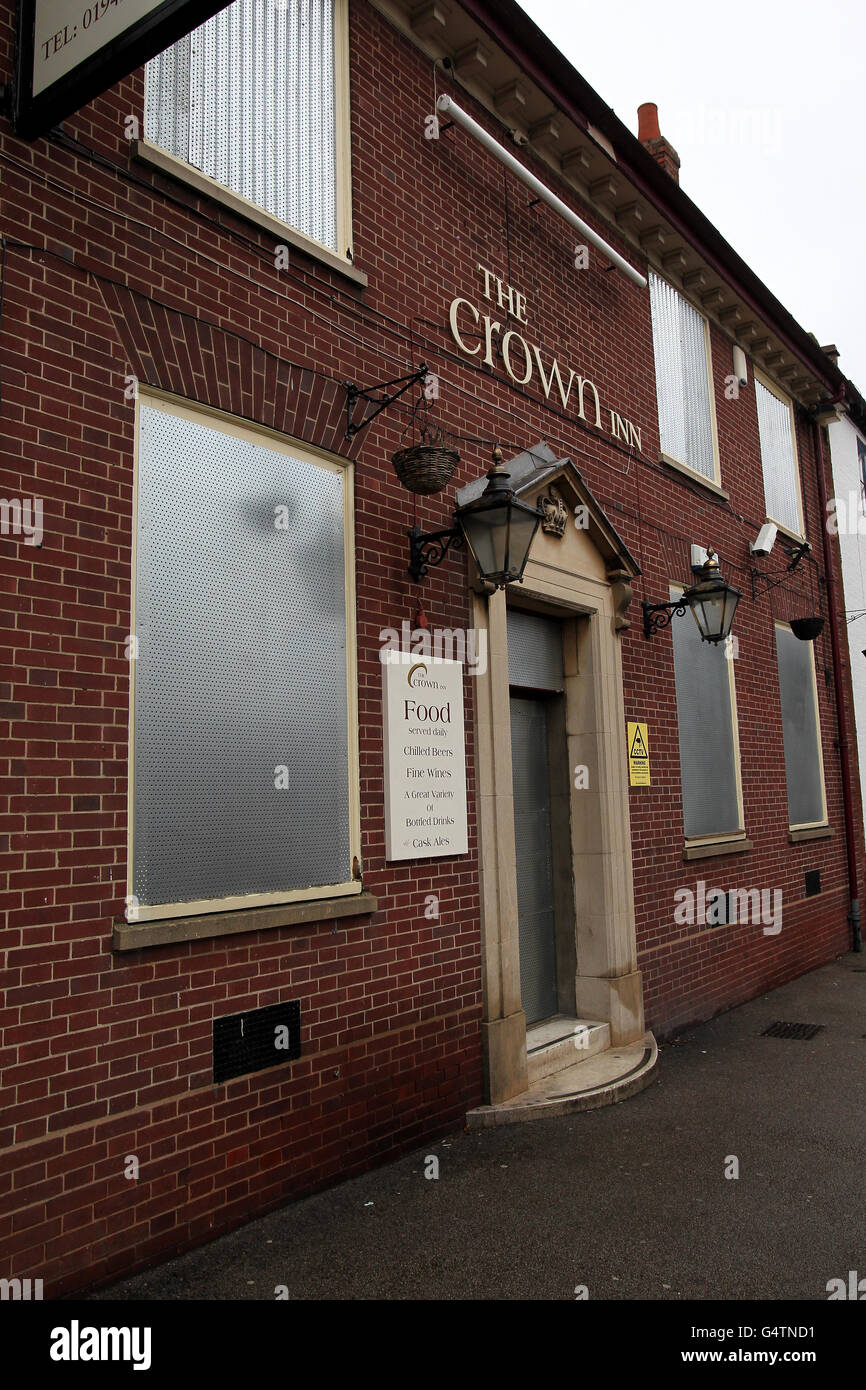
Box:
[133,404,351,908]
[145,0,338,251]
[649,272,716,480]
[510,697,558,1025]
[756,380,801,535]
[670,589,741,838]
[507,609,564,691]
[775,624,825,827]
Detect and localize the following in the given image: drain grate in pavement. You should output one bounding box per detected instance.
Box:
[761,1021,824,1040]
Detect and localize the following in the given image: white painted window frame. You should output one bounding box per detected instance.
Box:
[671,585,745,845]
[774,619,828,832]
[141,0,355,271]
[649,272,722,490]
[127,388,361,923]
[755,370,805,541]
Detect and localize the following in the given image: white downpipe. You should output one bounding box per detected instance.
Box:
[436,95,647,291]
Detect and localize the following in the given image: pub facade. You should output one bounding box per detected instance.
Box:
[1,0,863,1293]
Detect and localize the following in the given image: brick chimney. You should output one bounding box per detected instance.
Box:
[638,102,680,183]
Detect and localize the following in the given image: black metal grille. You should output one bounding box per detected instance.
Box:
[805,870,821,897]
[213,1000,301,1084]
[761,1021,824,1040]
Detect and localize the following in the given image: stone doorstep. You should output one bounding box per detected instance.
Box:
[526,1015,610,1085]
[467,1032,659,1128]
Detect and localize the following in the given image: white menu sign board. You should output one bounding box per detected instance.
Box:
[382,653,468,861]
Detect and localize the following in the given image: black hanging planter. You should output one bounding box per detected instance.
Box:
[790,616,824,641]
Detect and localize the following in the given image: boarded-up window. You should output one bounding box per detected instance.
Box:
[671,589,742,838]
[145,0,339,251]
[775,624,826,827]
[756,378,802,535]
[507,609,564,691]
[131,400,354,916]
[649,272,716,480]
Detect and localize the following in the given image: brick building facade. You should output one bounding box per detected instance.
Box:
[1,0,863,1295]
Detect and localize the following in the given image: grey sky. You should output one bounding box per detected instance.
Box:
[520,0,866,391]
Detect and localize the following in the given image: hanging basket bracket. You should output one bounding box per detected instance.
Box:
[750,539,812,600]
[343,363,429,440]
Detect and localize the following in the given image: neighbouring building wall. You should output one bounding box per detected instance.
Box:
[828,415,866,818]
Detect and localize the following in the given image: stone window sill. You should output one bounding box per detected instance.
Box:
[683,837,752,861]
[789,826,834,843]
[133,139,368,289]
[766,517,807,546]
[659,453,730,501]
[114,892,378,951]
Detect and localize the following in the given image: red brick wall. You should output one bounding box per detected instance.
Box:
[0,0,857,1293]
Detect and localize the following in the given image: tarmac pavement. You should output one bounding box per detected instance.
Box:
[94,953,866,1301]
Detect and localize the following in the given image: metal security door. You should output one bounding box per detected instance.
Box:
[510,696,558,1024]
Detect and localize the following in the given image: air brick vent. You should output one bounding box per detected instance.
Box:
[805,870,821,897]
[213,1001,301,1084]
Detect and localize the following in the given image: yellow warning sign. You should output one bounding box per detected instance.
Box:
[627,721,650,785]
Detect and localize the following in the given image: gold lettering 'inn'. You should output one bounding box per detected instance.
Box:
[448,264,642,452]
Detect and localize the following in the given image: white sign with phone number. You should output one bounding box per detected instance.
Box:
[33,0,163,95]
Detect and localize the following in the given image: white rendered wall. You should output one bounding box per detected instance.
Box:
[827,415,866,813]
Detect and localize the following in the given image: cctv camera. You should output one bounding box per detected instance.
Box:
[732,345,748,388]
[750,522,778,558]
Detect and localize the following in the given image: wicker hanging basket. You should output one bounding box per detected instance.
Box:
[391,442,460,495]
[391,399,459,495]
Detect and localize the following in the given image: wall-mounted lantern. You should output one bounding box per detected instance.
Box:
[643,547,741,643]
[408,447,542,588]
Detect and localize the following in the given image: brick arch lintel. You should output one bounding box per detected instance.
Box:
[94,278,367,462]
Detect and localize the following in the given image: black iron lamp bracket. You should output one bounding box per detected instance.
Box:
[642,598,689,640]
[750,539,812,600]
[407,524,465,584]
[343,363,429,440]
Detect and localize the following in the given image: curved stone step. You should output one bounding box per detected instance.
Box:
[527,1016,610,1084]
[467,1031,659,1128]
